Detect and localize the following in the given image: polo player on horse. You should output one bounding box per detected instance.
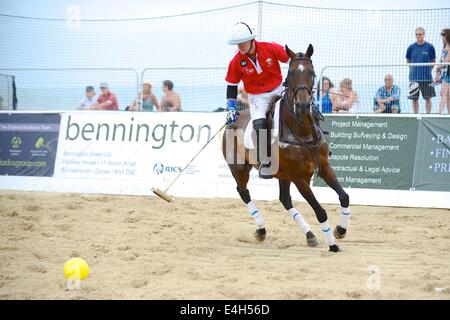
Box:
[225,22,290,179]
[222,22,351,252]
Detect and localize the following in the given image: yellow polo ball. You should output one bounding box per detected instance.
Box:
[64,258,90,280]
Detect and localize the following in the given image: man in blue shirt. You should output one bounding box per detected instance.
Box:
[406,27,436,114]
[373,74,401,113]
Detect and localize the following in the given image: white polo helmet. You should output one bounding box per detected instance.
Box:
[228,22,257,45]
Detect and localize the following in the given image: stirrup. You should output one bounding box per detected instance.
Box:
[258,160,273,179]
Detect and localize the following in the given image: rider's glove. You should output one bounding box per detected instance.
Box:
[226,100,239,124]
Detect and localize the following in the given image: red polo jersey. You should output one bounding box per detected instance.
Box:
[97,91,119,110]
[225,41,289,94]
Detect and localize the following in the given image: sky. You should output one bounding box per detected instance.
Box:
[0,0,448,19]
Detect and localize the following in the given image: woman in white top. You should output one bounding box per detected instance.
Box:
[78,86,97,110]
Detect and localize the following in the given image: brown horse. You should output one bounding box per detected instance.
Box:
[222,44,350,252]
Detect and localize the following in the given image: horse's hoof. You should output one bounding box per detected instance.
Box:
[334,225,347,239]
[306,231,319,247]
[255,228,266,242]
[329,244,341,253]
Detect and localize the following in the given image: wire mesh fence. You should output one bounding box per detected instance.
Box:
[140,68,227,112]
[0,68,139,111]
[318,63,450,114]
[0,1,448,113]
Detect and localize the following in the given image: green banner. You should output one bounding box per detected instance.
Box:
[412,118,450,191]
[313,116,418,190]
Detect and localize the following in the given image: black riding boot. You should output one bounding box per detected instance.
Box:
[253,118,273,179]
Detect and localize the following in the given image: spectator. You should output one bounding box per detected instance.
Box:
[77,86,97,110]
[128,80,160,112]
[91,82,119,111]
[437,28,450,114]
[236,87,249,110]
[316,76,335,113]
[373,74,401,113]
[160,80,181,112]
[0,96,4,110]
[332,78,359,113]
[406,27,436,114]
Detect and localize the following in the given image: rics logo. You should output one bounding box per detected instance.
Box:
[153,163,182,175]
[153,163,164,175]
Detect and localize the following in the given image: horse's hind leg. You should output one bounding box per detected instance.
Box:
[279,179,319,247]
[318,164,350,239]
[292,178,340,252]
[229,163,266,241]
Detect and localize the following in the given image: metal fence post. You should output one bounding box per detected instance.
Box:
[257,0,263,40]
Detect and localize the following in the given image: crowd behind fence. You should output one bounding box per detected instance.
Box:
[318,62,450,115]
[1,63,450,114]
[0,2,449,114]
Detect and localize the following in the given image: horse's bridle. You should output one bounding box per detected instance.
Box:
[283,56,317,113]
[282,55,323,151]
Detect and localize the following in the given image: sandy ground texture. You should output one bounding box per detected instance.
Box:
[0,190,449,300]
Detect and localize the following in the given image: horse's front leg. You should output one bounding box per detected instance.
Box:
[292,178,340,252]
[318,164,350,239]
[279,179,319,247]
[229,163,266,242]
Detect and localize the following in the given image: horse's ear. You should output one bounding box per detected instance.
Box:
[306,44,314,58]
[285,45,296,59]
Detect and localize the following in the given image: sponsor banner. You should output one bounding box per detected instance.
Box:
[412,118,450,191]
[54,111,228,188]
[0,113,61,176]
[1,111,449,208]
[313,115,419,190]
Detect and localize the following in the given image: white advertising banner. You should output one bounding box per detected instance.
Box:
[1,111,449,208]
[53,111,242,195]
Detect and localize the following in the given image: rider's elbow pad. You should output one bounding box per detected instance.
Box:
[227,85,238,100]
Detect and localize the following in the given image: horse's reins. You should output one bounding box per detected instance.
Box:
[317,88,350,99]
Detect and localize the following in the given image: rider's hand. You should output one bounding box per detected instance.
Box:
[226,110,239,124]
[226,100,239,124]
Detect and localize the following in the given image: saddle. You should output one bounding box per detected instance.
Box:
[267,96,327,149]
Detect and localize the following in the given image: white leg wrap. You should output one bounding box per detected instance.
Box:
[320,220,336,246]
[288,208,311,234]
[247,201,265,228]
[340,206,351,229]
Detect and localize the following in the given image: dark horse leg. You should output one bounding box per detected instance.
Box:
[279,179,319,247]
[318,165,350,239]
[292,178,340,252]
[229,163,267,241]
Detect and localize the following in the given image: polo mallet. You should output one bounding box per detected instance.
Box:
[317,88,350,99]
[151,123,228,202]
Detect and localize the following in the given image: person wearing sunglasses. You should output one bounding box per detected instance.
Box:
[406,27,436,114]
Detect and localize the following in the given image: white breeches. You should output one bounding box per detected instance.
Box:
[248,85,283,121]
